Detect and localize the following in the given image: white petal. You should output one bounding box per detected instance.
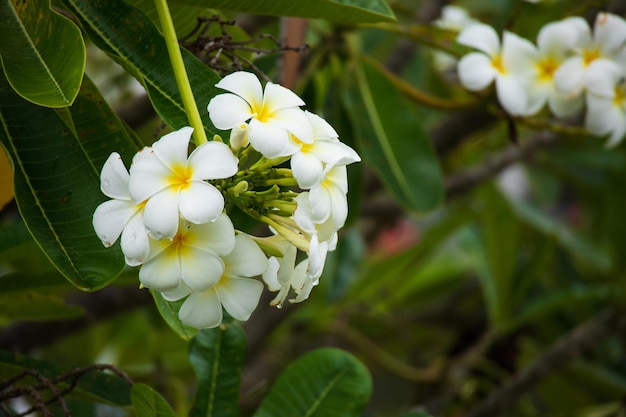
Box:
[229,122,249,151]
[183,213,236,256]
[248,118,290,158]
[294,193,316,233]
[502,31,539,77]
[188,141,239,180]
[277,244,297,286]
[309,185,332,224]
[129,147,170,203]
[290,260,309,294]
[553,57,586,96]
[291,152,324,189]
[326,165,348,193]
[457,23,500,56]
[215,71,264,108]
[585,59,622,97]
[216,277,263,321]
[548,91,584,118]
[100,152,131,200]
[92,199,137,247]
[272,107,313,145]
[139,246,182,291]
[605,114,626,148]
[311,140,361,167]
[179,289,223,328]
[306,111,338,139]
[161,282,192,302]
[262,257,282,291]
[585,93,618,136]
[179,181,224,224]
[120,211,150,266]
[307,236,328,281]
[224,234,268,278]
[143,188,180,240]
[152,127,193,170]
[458,53,497,91]
[594,13,626,54]
[495,75,528,115]
[537,20,581,56]
[180,246,224,291]
[207,93,254,130]
[329,187,349,229]
[263,82,305,110]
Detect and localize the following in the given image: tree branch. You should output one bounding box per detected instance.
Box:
[463,308,625,417]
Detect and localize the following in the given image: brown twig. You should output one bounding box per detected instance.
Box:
[462,308,624,417]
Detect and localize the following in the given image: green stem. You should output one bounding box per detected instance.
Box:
[154,0,208,146]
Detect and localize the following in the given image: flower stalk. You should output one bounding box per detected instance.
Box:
[154,0,208,146]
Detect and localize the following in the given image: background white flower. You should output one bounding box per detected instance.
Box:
[585,59,626,147]
[129,126,238,240]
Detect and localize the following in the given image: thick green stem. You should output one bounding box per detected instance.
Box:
[154,0,208,146]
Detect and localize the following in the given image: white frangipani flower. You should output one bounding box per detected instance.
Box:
[138,213,236,292]
[262,244,314,307]
[291,111,360,189]
[585,59,626,147]
[432,6,479,71]
[554,13,626,97]
[163,234,267,329]
[457,23,537,115]
[92,152,150,266]
[207,71,313,159]
[129,126,238,240]
[514,20,585,117]
[308,164,349,228]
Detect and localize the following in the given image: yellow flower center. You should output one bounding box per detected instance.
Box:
[614,84,626,108]
[492,54,505,74]
[583,49,601,66]
[291,134,312,152]
[251,99,272,123]
[168,163,193,190]
[537,57,559,81]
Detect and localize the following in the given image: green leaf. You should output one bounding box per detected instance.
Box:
[254,348,372,417]
[0,292,83,320]
[132,383,178,417]
[0,73,126,291]
[476,186,520,328]
[62,0,223,136]
[345,55,443,212]
[0,0,85,107]
[152,290,198,340]
[0,351,132,406]
[188,325,247,417]
[171,0,396,24]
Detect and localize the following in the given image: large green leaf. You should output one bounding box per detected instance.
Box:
[0,351,132,407]
[172,0,395,23]
[0,292,84,320]
[62,0,223,136]
[188,325,247,417]
[476,186,520,328]
[345,56,443,212]
[132,383,178,417]
[0,0,85,107]
[254,348,372,417]
[0,73,128,291]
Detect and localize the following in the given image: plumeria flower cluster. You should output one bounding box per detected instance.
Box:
[455,11,626,146]
[93,71,360,329]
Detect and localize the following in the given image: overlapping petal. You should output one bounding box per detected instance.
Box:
[178,181,224,225]
[458,53,497,91]
[457,23,500,56]
[179,290,223,329]
[217,278,264,321]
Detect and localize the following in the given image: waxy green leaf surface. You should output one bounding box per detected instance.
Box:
[0,0,85,107]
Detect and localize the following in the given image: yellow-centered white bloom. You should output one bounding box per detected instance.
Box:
[207,71,313,158]
[138,214,236,292]
[129,126,238,240]
[554,13,626,97]
[457,23,537,115]
[162,234,267,329]
[585,59,626,147]
[92,152,150,266]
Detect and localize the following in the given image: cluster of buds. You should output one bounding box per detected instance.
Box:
[92,71,360,328]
